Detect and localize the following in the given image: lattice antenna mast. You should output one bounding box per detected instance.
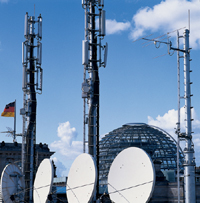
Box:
[145,29,195,203]
[82,0,108,201]
[21,12,42,203]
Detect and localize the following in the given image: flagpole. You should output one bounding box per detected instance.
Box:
[14,99,16,142]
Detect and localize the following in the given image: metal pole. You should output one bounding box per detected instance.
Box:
[176,30,180,203]
[14,99,16,142]
[87,0,99,200]
[82,1,107,200]
[25,16,36,203]
[83,99,86,153]
[183,29,196,203]
[22,12,42,203]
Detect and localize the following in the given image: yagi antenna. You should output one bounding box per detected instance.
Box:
[1,127,22,142]
[134,27,186,47]
[140,27,187,57]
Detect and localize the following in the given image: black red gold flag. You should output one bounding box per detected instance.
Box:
[1,102,15,117]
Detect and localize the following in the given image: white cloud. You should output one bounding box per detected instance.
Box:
[148,109,178,137]
[51,157,69,177]
[193,136,200,147]
[148,107,200,165]
[50,121,82,160]
[106,19,131,35]
[148,107,200,137]
[96,18,131,35]
[131,0,200,48]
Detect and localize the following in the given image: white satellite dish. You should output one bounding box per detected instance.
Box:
[33,158,54,203]
[0,163,25,203]
[108,147,155,203]
[66,153,97,203]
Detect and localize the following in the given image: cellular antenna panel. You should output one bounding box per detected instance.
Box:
[108,147,155,203]
[66,153,97,203]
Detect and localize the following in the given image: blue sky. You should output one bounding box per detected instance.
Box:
[0,0,200,176]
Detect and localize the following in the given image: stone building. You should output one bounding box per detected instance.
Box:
[0,141,54,175]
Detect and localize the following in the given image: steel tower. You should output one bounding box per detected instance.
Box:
[82,0,108,200]
[21,12,43,203]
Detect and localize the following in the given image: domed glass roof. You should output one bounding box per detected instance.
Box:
[99,123,183,185]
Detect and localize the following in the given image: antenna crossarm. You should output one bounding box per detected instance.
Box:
[170,46,187,53]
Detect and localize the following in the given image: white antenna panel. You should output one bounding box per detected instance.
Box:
[108,147,155,203]
[25,42,28,62]
[24,12,28,37]
[82,40,89,65]
[22,66,27,90]
[82,0,85,6]
[82,82,90,98]
[104,42,108,67]
[101,10,106,36]
[38,16,42,39]
[22,42,25,64]
[37,42,42,65]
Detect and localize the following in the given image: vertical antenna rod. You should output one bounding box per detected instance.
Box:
[188,9,190,32]
[22,12,43,203]
[82,0,108,201]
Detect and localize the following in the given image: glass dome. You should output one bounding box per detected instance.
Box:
[99,123,183,185]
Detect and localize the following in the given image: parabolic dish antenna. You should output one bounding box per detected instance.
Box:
[0,163,25,203]
[66,153,97,203]
[108,147,155,203]
[33,158,54,203]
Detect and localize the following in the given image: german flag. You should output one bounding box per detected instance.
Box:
[1,102,15,117]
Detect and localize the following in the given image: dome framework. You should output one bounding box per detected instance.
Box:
[99,123,184,185]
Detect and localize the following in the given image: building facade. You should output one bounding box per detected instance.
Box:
[0,141,54,176]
